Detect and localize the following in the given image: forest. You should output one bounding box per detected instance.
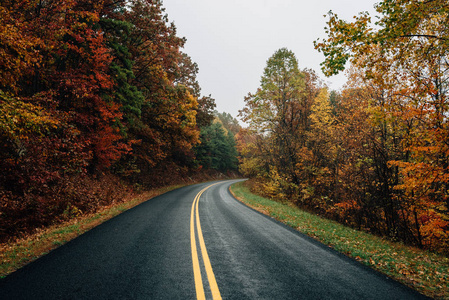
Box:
[239,0,448,254]
[0,0,239,241]
[1,0,448,256]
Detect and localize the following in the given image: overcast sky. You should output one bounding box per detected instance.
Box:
[162,0,379,120]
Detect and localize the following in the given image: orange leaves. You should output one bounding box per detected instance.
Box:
[332,199,362,226]
[0,5,39,93]
[94,124,130,169]
[418,210,449,251]
[0,0,123,173]
[335,200,360,211]
[312,0,449,253]
[0,0,213,242]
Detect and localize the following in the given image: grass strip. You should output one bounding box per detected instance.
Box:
[0,185,182,279]
[230,181,449,300]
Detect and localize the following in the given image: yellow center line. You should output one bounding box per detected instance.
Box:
[190,183,222,300]
[191,191,205,300]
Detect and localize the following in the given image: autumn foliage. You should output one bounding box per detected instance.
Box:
[239,1,448,254]
[0,0,237,241]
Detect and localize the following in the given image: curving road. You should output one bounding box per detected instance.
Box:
[0,180,429,299]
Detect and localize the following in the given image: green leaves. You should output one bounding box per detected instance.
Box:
[242,48,304,134]
[240,49,318,198]
[195,117,239,172]
[314,9,374,76]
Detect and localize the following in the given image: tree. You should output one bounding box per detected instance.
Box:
[240,48,307,197]
[195,116,238,172]
[100,5,144,131]
[306,88,338,201]
[0,2,39,94]
[110,0,202,181]
[196,95,217,128]
[216,112,241,135]
[0,0,213,240]
[0,0,133,239]
[315,0,449,251]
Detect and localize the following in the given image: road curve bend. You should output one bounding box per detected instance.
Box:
[0,180,429,299]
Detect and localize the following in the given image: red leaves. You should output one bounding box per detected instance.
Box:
[0,0,210,241]
[0,0,126,237]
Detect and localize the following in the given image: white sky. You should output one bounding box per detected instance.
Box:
[162,0,379,120]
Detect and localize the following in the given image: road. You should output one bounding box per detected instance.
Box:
[0,180,429,299]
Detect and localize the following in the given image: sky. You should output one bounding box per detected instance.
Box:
[162,0,379,120]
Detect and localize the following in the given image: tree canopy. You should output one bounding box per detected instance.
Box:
[0,0,236,241]
[241,19,449,253]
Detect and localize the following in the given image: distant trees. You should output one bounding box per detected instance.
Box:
[195,113,239,172]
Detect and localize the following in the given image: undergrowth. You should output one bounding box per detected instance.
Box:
[0,170,238,279]
[0,186,179,278]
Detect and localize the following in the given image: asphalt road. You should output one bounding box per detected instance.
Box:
[0,180,429,299]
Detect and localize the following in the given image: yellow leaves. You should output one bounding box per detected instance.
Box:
[181,91,198,130]
[398,264,412,276]
[307,87,339,166]
[238,157,265,178]
[212,117,229,135]
[0,92,59,141]
[261,168,286,199]
[420,215,449,252]
[310,88,334,129]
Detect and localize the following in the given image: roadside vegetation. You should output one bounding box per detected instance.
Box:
[1,1,448,296]
[1,0,241,247]
[238,1,449,257]
[0,188,159,279]
[0,172,239,279]
[235,3,449,298]
[230,180,449,299]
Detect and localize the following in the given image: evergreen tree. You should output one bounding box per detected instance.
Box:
[195,117,239,172]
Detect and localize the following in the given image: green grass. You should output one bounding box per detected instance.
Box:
[230,181,449,300]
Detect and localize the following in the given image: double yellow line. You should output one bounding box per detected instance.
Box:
[190,183,222,300]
